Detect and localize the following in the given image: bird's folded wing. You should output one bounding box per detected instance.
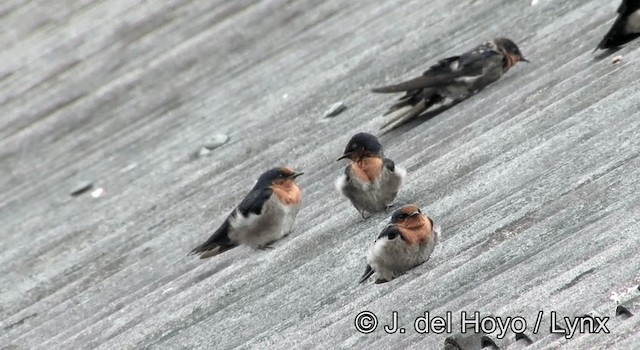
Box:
[376,224,401,240]
[618,0,640,15]
[237,187,273,216]
[189,218,234,256]
[372,75,444,93]
[372,52,499,93]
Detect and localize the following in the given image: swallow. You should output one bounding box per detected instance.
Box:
[359,204,441,284]
[335,132,406,219]
[597,0,640,50]
[189,167,303,258]
[372,38,528,131]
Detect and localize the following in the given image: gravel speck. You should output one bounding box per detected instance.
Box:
[204,134,229,150]
[323,101,347,118]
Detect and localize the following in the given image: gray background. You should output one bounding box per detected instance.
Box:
[1,0,639,349]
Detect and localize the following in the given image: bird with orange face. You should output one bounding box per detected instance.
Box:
[336,132,406,219]
[372,38,528,131]
[190,167,303,258]
[360,204,440,283]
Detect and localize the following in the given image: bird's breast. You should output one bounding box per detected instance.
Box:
[352,157,384,183]
[271,182,302,205]
[398,222,433,247]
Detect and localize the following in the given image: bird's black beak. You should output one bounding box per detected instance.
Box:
[291,172,304,179]
[519,56,529,63]
[337,152,353,161]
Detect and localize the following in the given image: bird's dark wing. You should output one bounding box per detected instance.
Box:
[371,56,461,93]
[377,224,401,240]
[189,218,237,258]
[597,0,640,49]
[236,187,273,217]
[188,186,273,259]
[456,46,501,72]
[597,19,640,49]
[371,48,500,93]
[383,158,395,172]
[359,264,375,284]
[188,186,272,258]
[619,0,640,15]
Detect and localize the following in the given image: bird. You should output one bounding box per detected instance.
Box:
[596,0,640,50]
[372,38,528,131]
[359,204,440,284]
[335,132,406,219]
[189,167,303,259]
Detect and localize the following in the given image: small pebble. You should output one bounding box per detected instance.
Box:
[197,147,211,157]
[204,134,229,150]
[323,101,347,118]
[120,163,138,173]
[612,55,623,64]
[70,181,94,197]
[90,188,105,198]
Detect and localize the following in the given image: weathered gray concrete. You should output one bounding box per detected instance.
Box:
[1,0,639,349]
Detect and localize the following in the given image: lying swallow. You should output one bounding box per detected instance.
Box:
[372,38,528,131]
[359,204,440,283]
[336,132,406,219]
[597,0,640,50]
[189,167,303,258]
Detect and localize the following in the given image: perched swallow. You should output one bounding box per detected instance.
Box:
[372,38,528,131]
[189,167,303,258]
[359,205,440,284]
[597,0,640,50]
[335,132,406,219]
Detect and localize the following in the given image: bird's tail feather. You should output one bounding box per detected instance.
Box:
[188,220,237,259]
[359,264,375,284]
[383,97,414,116]
[380,99,427,131]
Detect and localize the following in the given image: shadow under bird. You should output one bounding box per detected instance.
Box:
[360,205,440,284]
[189,167,303,258]
[597,0,640,50]
[372,38,528,132]
[336,132,406,219]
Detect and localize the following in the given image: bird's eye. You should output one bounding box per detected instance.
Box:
[279,173,285,178]
[387,232,397,240]
[351,143,358,149]
[398,214,407,219]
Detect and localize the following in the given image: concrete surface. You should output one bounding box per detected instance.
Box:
[1,0,640,349]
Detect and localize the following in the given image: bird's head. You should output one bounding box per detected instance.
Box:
[337,132,384,161]
[390,204,432,230]
[258,167,304,187]
[493,37,528,70]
